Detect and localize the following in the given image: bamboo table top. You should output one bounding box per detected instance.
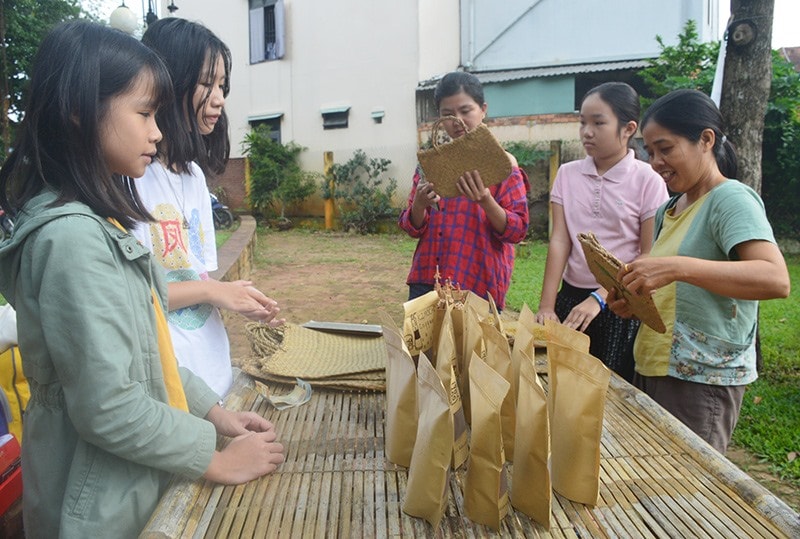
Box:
[141,366,800,538]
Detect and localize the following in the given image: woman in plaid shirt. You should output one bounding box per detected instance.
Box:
[399,71,530,310]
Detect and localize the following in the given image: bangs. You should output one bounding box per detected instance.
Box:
[145,57,175,111]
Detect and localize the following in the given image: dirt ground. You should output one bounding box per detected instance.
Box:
[224,228,799,513]
[225,229,412,361]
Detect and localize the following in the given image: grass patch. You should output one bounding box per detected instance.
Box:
[734,379,800,482]
[214,218,241,249]
[507,244,800,483]
[215,230,233,249]
[506,240,548,311]
[732,253,800,483]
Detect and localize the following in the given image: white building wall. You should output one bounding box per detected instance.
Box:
[159,0,720,205]
[158,0,450,195]
[418,0,461,80]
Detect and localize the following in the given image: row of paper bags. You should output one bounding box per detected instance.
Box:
[382,290,611,531]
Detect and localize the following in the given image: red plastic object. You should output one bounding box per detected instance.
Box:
[0,434,22,516]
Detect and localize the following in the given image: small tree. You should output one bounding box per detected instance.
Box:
[242,125,317,220]
[326,149,398,234]
[1,0,82,155]
[638,20,800,238]
[637,19,719,108]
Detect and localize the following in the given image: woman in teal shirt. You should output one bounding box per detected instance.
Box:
[609,90,790,453]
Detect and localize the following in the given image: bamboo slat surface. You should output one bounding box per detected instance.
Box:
[141,364,800,538]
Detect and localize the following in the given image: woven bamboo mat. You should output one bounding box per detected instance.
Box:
[238,323,386,391]
[142,365,799,538]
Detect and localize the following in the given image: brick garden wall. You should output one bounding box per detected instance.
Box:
[208,157,248,212]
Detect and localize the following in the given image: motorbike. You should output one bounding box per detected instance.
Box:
[210,193,234,230]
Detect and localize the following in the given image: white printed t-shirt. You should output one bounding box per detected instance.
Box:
[132,160,233,396]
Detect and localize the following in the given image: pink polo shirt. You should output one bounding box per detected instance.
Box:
[550,150,669,289]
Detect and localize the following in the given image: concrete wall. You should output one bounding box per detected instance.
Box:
[460,0,718,71]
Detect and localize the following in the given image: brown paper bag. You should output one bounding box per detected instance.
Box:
[403,291,439,357]
[382,318,418,467]
[486,292,505,335]
[547,342,611,506]
[511,351,551,528]
[464,290,490,319]
[517,303,547,346]
[465,352,511,531]
[510,324,534,403]
[458,304,485,425]
[402,352,452,528]
[517,303,537,332]
[544,318,590,354]
[482,321,516,462]
[435,305,469,470]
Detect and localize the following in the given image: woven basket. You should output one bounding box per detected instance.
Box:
[578,232,667,334]
[416,116,512,198]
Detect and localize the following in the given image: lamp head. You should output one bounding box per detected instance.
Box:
[109,4,138,34]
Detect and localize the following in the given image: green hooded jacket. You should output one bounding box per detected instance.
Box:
[0,190,219,538]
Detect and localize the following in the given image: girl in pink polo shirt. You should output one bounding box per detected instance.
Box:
[535,82,668,381]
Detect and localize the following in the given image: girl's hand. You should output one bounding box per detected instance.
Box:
[457,170,491,203]
[203,431,285,485]
[562,297,601,332]
[206,405,276,437]
[216,280,285,325]
[534,309,560,325]
[412,179,441,211]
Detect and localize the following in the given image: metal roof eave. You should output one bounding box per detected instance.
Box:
[417,59,653,90]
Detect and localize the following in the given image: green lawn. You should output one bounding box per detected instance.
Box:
[507,241,800,484]
[215,228,235,249]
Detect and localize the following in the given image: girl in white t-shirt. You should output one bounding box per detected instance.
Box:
[134,19,284,397]
[535,82,668,381]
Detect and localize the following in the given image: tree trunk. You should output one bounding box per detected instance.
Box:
[719,0,774,194]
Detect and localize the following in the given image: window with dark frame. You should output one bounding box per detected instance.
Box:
[249,116,282,144]
[250,0,285,63]
[321,107,350,130]
[264,5,277,59]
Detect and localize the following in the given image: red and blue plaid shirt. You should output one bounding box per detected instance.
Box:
[398,167,530,309]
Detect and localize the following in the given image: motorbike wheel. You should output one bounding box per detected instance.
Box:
[213,208,234,230]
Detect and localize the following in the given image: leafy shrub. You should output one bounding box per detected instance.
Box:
[502,140,551,169]
[325,149,398,234]
[242,125,318,219]
[761,53,800,239]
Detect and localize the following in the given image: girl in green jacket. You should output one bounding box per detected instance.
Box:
[0,20,284,538]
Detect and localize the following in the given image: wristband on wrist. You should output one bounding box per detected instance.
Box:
[589,291,606,312]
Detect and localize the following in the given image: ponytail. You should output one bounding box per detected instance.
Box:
[716,137,738,179]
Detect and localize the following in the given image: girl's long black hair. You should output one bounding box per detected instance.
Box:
[142,18,232,177]
[0,20,174,229]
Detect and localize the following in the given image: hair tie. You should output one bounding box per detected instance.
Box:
[721,135,727,144]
